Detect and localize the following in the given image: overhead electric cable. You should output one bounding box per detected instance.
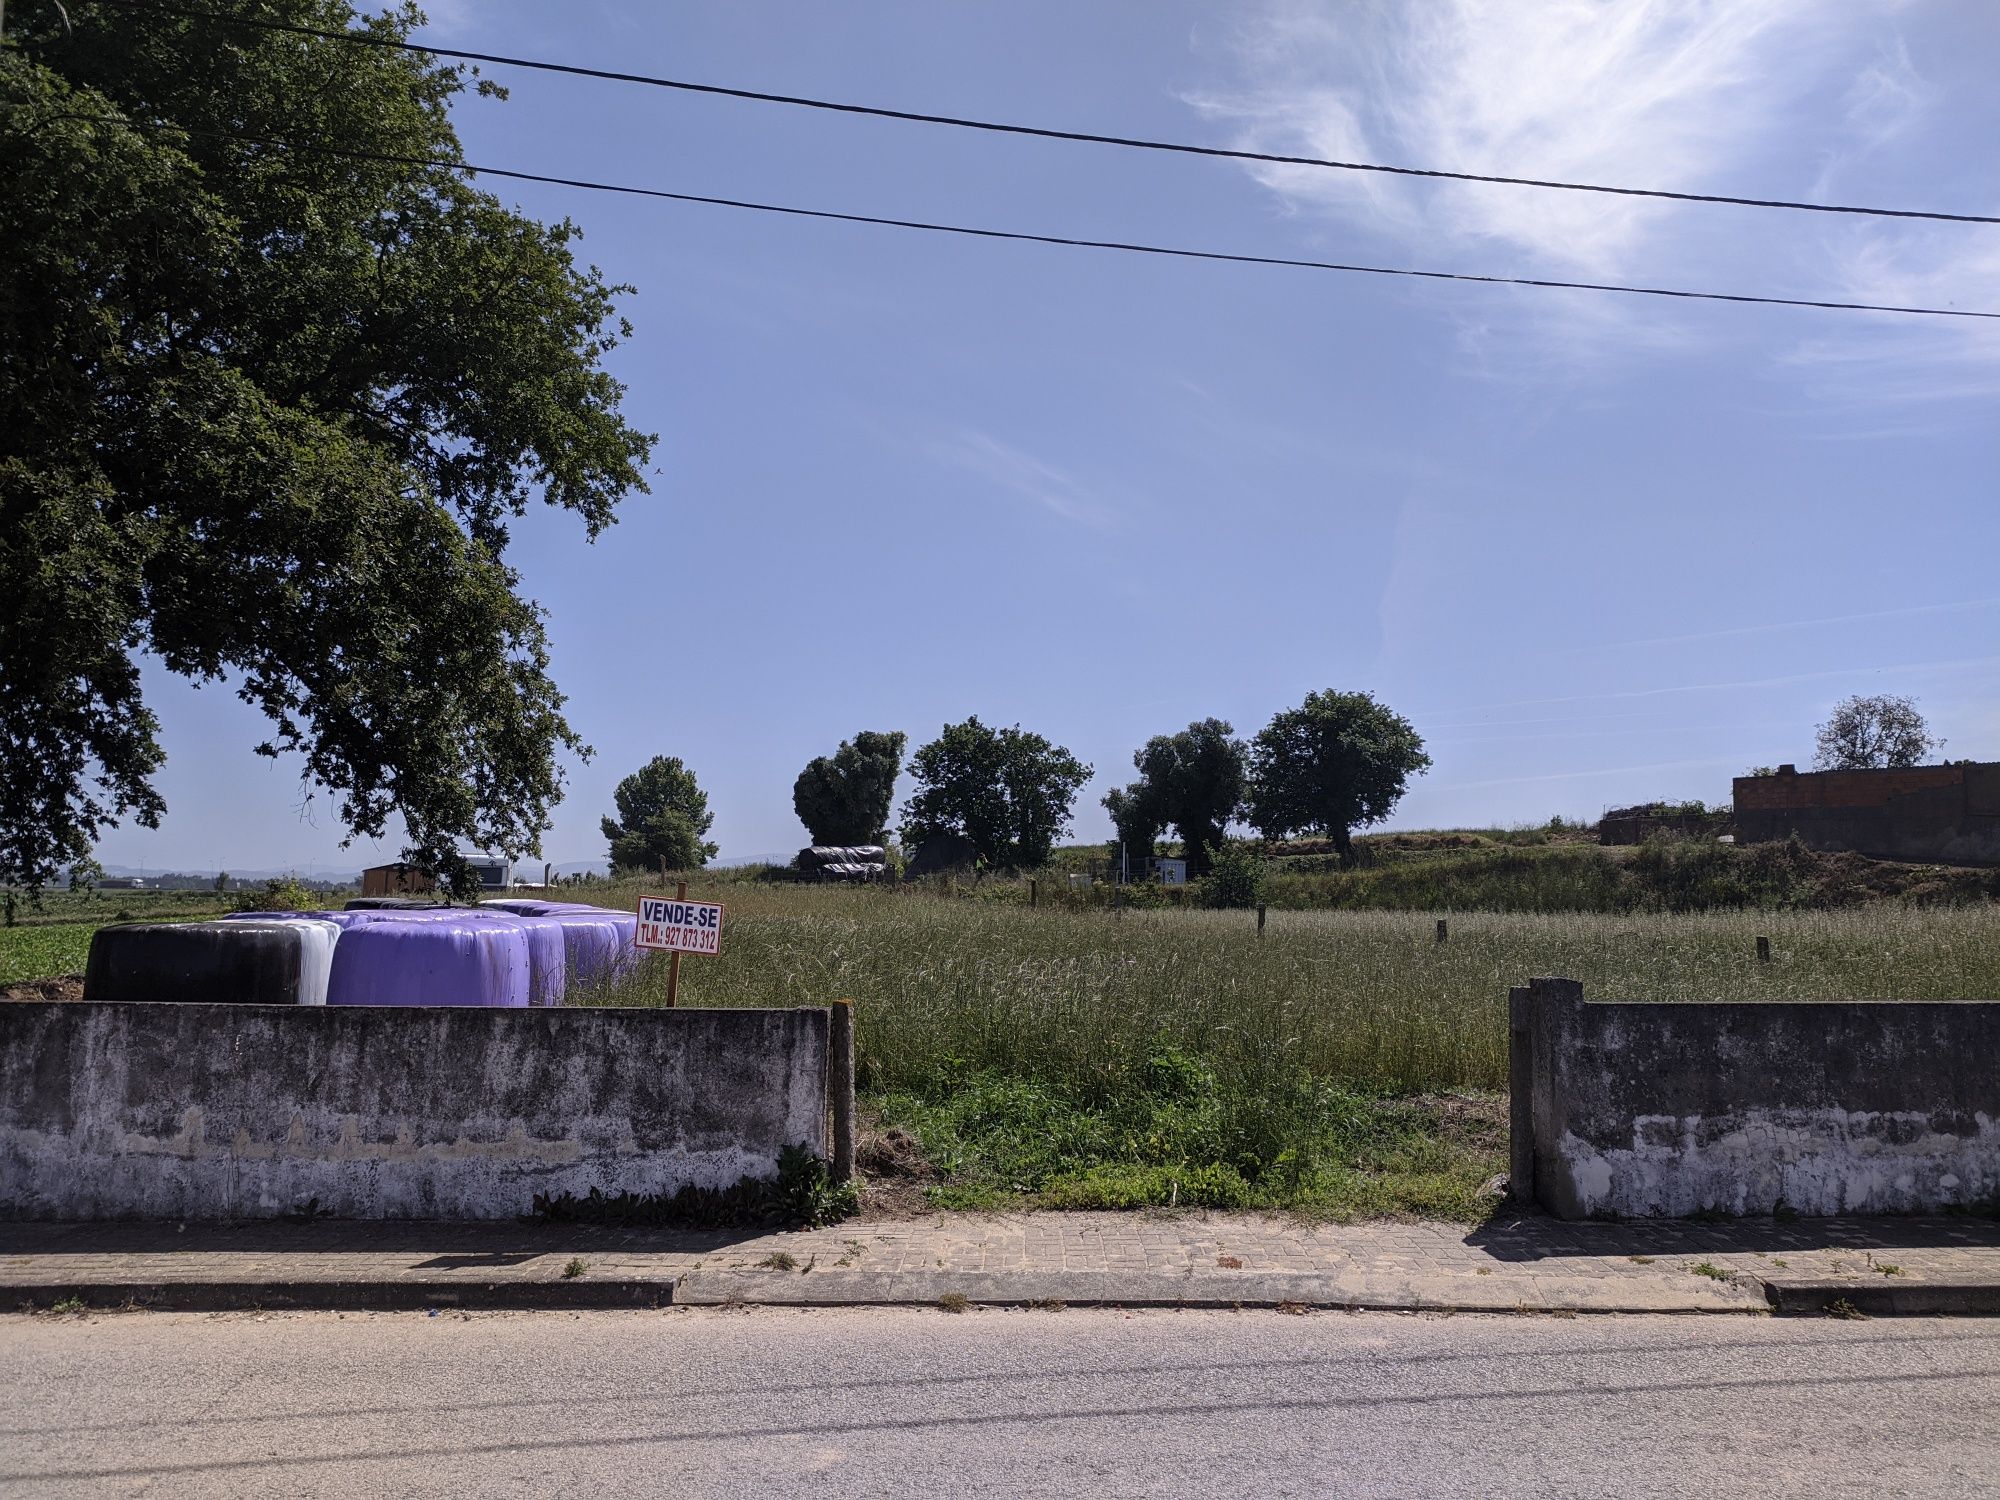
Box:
[96,0,2000,229]
[42,110,1999,322]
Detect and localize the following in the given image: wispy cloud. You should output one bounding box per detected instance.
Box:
[1191,1,1999,393]
[931,430,1114,528]
[1432,756,1739,791]
[1427,653,2000,719]
[1554,598,2000,654]
[1194,0,1833,276]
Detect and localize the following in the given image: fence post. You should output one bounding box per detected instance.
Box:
[828,998,856,1184]
[1436,918,1449,943]
[1257,904,1266,936]
[1029,878,1037,909]
[1757,935,1771,964]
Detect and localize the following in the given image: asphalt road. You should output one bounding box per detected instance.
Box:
[2,1307,1996,1498]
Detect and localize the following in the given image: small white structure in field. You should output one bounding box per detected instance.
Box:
[1154,858,1187,886]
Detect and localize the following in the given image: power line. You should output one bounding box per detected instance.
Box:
[45,110,2000,321]
[96,0,2000,229]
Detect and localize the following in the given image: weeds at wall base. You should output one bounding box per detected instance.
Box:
[530,1144,858,1229]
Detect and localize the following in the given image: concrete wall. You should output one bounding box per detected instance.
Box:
[1509,977,2000,1219]
[0,1002,843,1221]
[1733,762,2000,865]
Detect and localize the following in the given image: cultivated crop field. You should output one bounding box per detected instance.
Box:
[580,879,2000,1220]
[0,924,96,988]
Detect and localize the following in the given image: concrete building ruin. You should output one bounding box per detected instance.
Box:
[1732,761,2000,866]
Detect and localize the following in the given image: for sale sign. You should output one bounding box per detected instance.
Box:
[636,895,725,955]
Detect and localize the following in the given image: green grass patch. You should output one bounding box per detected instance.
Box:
[558,878,2000,1220]
[0,924,95,985]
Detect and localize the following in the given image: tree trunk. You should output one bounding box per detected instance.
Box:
[1334,825,1354,867]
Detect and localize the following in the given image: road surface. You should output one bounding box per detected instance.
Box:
[2,1307,1996,1497]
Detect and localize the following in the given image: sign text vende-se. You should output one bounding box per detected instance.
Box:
[637,896,724,956]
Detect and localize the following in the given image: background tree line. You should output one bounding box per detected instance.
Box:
[608,691,1431,876]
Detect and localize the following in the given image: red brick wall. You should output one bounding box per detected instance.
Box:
[1733,765,1967,812]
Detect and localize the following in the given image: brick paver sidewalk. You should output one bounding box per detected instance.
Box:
[8,1210,2000,1315]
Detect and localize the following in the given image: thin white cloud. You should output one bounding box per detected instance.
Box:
[1192,1,1999,395]
[932,430,1114,528]
[1786,229,2000,405]
[1195,0,1834,276]
[1842,35,1934,144]
[1433,756,1738,791]
[1554,597,2000,654]
[1427,653,2000,718]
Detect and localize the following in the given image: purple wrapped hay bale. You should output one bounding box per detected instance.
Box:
[324,915,533,1008]
[501,906,640,987]
[342,909,566,1008]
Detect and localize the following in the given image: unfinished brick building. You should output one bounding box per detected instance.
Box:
[1733,762,2000,866]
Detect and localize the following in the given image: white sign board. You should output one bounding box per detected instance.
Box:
[636,896,725,955]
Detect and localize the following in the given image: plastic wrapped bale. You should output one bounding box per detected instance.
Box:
[85,919,343,1005]
[344,896,452,910]
[480,899,638,987]
[323,915,533,1008]
[798,846,887,872]
[532,907,640,988]
[333,908,567,1008]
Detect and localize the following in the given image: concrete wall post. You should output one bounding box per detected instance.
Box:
[1506,985,1535,1203]
[828,998,857,1184]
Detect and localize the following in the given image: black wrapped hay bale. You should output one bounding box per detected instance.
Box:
[84,921,323,1005]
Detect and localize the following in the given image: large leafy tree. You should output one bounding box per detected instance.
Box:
[1101,784,1163,874]
[1813,694,1942,771]
[1247,691,1430,863]
[792,730,906,846]
[0,2,653,893]
[601,757,717,874]
[1104,718,1246,876]
[901,717,1091,870]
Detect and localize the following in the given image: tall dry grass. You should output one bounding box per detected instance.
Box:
[583,878,2000,1095]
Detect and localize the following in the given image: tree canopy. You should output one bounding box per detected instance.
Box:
[1813,694,1942,771]
[601,756,717,873]
[901,717,1091,870]
[1247,691,1430,861]
[0,1,653,893]
[1103,718,1246,876]
[1101,784,1163,873]
[792,730,906,846]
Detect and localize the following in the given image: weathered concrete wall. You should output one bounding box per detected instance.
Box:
[1733,762,2000,865]
[0,1002,834,1221]
[1509,977,2000,1219]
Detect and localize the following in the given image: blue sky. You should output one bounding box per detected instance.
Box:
[100,0,2000,874]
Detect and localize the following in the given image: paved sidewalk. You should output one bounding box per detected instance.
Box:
[7,1210,2000,1315]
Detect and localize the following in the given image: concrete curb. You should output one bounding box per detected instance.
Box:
[671,1268,1770,1315]
[5,1278,675,1313]
[1759,1277,2000,1318]
[9,1269,1996,1317]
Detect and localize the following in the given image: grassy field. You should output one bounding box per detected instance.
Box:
[2,889,236,927]
[578,877,2000,1221]
[10,860,1995,1221]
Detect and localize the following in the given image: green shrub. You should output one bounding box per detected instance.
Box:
[234,876,318,913]
[1200,842,1267,909]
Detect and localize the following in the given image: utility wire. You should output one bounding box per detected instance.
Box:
[42,109,2000,321]
[94,0,2000,229]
